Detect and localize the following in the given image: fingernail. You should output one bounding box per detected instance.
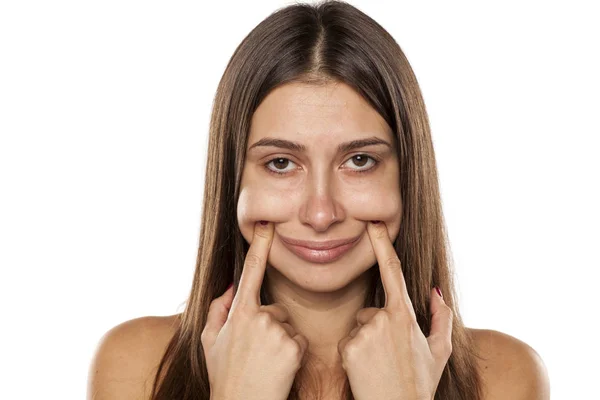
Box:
[259,220,268,226]
[435,286,443,298]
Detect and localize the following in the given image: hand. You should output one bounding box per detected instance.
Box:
[201,221,309,400]
[337,221,453,400]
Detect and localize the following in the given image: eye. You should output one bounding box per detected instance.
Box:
[263,154,380,176]
[343,154,378,172]
[264,157,297,175]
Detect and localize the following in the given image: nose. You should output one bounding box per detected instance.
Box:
[298,172,345,231]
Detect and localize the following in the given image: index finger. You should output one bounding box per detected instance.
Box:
[366,221,413,311]
[232,220,273,309]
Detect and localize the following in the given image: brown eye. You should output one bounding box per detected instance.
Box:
[344,154,378,173]
[351,155,369,167]
[264,157,297,175]
[264,154,379,176]
[272,158,289,170]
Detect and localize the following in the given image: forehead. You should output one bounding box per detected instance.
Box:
[248,81,393,147]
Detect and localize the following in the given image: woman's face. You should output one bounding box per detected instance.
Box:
[237,81,402,292]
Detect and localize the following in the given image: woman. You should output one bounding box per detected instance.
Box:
[87,1,550,399]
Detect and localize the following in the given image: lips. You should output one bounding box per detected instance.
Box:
[279,234,362,263]
[279,234,362,250]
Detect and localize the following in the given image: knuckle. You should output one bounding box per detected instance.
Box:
[244,253,263,268]
[259,304,273,318]
[372,311,389,326]
[383,256,401,270]
[280,322,294,336]
[278,302,291,314]
[372,224,388,239]
[256,311,273,327]
[357,325,373,340]
[271,303,289,318]
[285,339,302,359]
[341,341,359,360]
[261,304,286,321]
[253,225,270,239]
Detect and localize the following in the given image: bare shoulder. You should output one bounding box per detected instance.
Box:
[467,327,550,400]
[87,313,181,400]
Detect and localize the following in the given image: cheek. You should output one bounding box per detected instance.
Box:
[343,183,402,239]
[345,181,401,219]
[236,185,294,243]
[237,174,403,243]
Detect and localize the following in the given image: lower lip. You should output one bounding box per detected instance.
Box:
[281,237,361,264]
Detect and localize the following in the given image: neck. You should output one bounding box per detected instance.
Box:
[265,265,372,367]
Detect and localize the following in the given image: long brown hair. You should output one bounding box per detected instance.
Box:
[150,1,484,399]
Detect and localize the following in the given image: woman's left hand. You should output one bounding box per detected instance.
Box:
[337,221,453,400]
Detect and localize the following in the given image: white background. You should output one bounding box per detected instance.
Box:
[1,1,598,398]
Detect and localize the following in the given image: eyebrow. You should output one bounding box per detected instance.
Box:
[248,136,393,154]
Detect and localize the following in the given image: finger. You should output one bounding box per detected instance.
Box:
[280,322,296,338]
[356,307,379,327]
[348,325,360,338]
[337,335,352,361]
[292,333,309,363]
[233,220,274,310]
[201,284,235,349]
[366,221,413,312]
[427,286,454,361]
[259,303,290,323]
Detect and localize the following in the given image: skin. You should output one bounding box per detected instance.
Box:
[86,81,550,400]
[336,220,452,399]
[236,81,403,384]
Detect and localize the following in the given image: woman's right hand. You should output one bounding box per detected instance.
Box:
[201,221,309,400]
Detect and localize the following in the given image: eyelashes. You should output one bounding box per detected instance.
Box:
[263,154,380,176]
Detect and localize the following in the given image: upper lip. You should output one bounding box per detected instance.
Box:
[279,233,361,250]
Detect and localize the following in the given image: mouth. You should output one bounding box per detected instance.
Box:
[278,233,362,250]
[279,233,362,264]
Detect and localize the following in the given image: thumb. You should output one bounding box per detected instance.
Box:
[426,286,453,360]
[202,283,235,350]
